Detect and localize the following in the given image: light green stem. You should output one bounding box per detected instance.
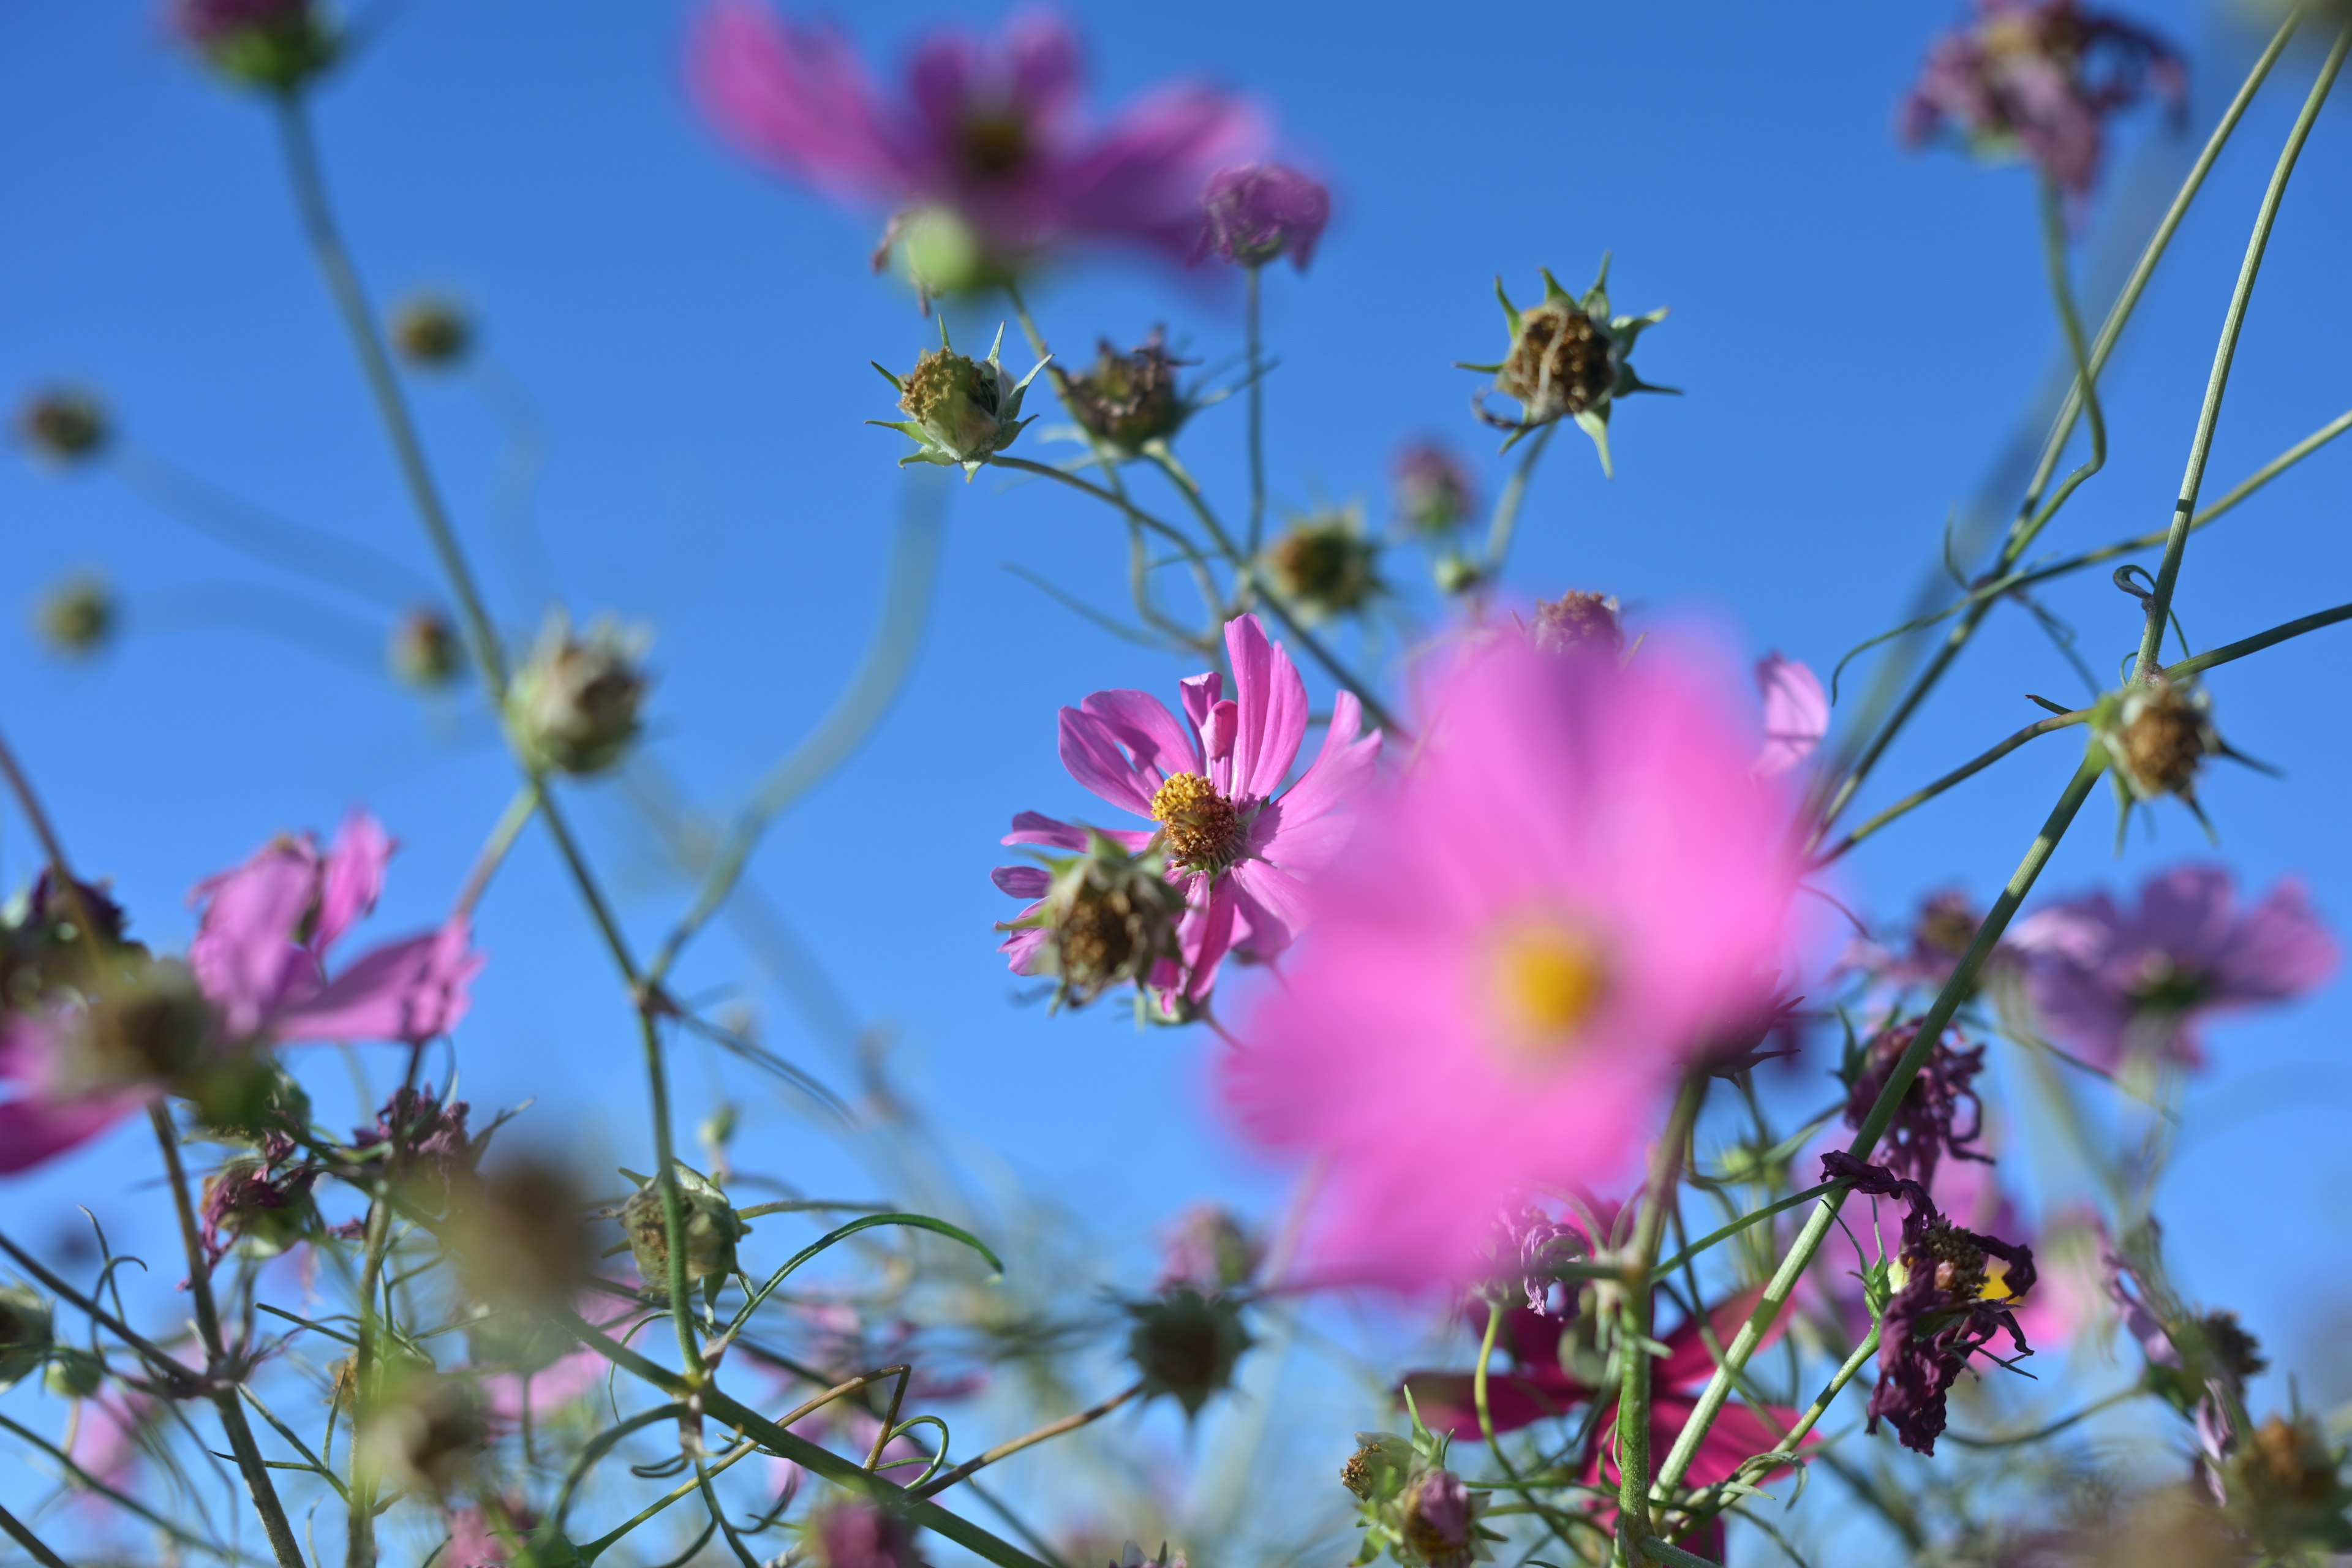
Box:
[1614,1076,1706,1562]
[2164,600,2352,680]
[1481,421,1557,578]
[1814,709,2088,864]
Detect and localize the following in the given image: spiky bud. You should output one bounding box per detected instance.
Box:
[504,611,649,777]
[1530,590,1624,658]
[871,322,1047,478]
[1124,1284,1251,1419]
[34,574,116,660]
[2106,676,2216,802]
[1463,263,1670,473]
[0,1283,53,1390]
[1066,331,1191,453]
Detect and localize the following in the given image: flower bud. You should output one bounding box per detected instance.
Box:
[2103,676,2216,802]
[1433,555,1483,597]
[170,0,338,94]
[1530,590,1624,658]
[1158,1204,1261,1295]
[504,611,650,777]
[0,1283,53,1390]
[1464,263,1670,472]
[2225,1414,2350,1553]
[1393,442,1475,535]
[1398,1469,1482,1568]
[201,1144,318,1263]
[44,1346,105,1399]
[1265,506,1381,622]
[1066,331,1192,453]
[620,1164,747,1298]
[812,1499,927,1568]
[390,296,472,369]
[388,606,466,690]
[17,389,108,464]
[1340,1431,1415,1502]
[1124,1284,1251,1419]
[873,206,1005,309]
[1194,164,1331,272]
[871,320,1047,478]
[356,1370,487,1499]
[34,574,116,660]
[1004,836,1188,1009]
[451,1155,597,1318]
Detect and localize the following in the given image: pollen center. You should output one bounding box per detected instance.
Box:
[1148,771,1242,873]
[1482,918,1609,1065]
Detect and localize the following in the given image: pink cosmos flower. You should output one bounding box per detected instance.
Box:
[1219,637,1803,1288]
[2008,864,2337,1071]
[992,612,1381,1004]
[0,809,480,1175]
[1193,163,1330,271]
[687,4,1265,266]
[1752,652,1828,779]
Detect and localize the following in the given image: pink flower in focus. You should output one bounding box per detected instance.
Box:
[0,809,480,1175]
[1219,638,1803,1288]
[2008,865,2337,1071]
[993,612,1381,1004]
[687,4,1265,266]
[1752,652,1828,778]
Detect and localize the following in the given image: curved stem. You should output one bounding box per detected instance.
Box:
[1812,709,2088,864]
[2137,24,2350,678]
[908,1381,1144,1500]
[1942,1384,2142,1450]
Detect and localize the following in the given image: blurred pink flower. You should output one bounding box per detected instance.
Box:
[688,4,1264,265]
[2008,864,2337,1070]
[444,1501,537,1568]
[480,1346,607,1430]
[1899,0,2185,198]
[1219,637,1802,1289]
[1193,163,1329,271]
[1752,652,1828,778]
[994,612,1381,1003]
[0,809,480,1175]
[167,0,310,49]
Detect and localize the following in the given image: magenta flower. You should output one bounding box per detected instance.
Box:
[1900,0,2186,198]
[0,809,480,1175]
[2008,864,2338,1071]
[1219,637,1803,1289]
[993,612,1381,1005]
[688,4,1265,266]
[1193,163,1330,272]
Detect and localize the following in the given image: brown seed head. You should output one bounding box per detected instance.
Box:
[1497,301,1614,424]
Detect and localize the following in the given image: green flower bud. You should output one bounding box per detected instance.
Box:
[620,1163,747,1297]
[34,573,116,660]
[388,606,466,690]
[176,0,339,95]
[1000,835,1188,1010]
[0,1283,54,1389]
[17,389,109,464]
[505,611,650,777]
[1265,505,1381,623]
[390,296,472,369]
[871,319,1048,478]
[1124,1285,1251,1419]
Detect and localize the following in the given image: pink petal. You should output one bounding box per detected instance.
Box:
[685,1,915,203]
[1752,653,1829,778]
[2214,876,2339,1000]
[1178,670,1223,739]
[991,865,1052,899]
[0,1091,143,1175]
[190,844,322,1039]
[1001,811,1150,853]
[1057,705,1162,819]
[1079,688,1203,786]
[1223,614,1309,806]
[266,922,482,1047]
[313,809,394,959]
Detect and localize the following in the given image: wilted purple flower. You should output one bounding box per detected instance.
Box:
[354,1084,473,1178]
[1842,1020,1989,1189]
[199,1132,317,1265]
[1194,164,1330,271]
[1158,1202,1262,1294]
[2106,1237,2267,1484]
[813,1499,927,1568]
[689,5,1264,269]
[1825,1151,2037,1455]
[1899,0,2187,198]
[1487,1206,1586,1318]
[1393,442,1475,535]
[2010,865,2339,1071]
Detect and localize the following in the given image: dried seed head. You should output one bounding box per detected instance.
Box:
[1267,509,1381,622]
[2110,677,2215,801]
[389,607,465,690]
[58,958,216,1098]
[1027,839,1188,1008]
[1496,300,1615,426]
[1066,331,1189,452]
[505,611,650,777]
[1125,1285,1251,1419]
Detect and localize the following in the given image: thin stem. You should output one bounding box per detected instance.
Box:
[2163,600,2352,680]
[0,1506,73,1568]
[0,1232,195,1390]
[1481,423,1558,578]
[1654,757,2106,1494]
[1615,1074,1707,1561]
[2011,171,2108,556]
[1812,709,2088,864]
[1653,1183,1835,1279]
[453,782,540,920]
[0,723,107,967]
[2138,25,2350,678]
[1942,1384,2142,1449]
[908,1381,1145,1499]
[150,1109,306,1568]
[1246,265,1267,557]
[635,1009,704,1381]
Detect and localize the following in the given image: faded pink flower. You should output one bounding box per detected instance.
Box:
[479,1346,607,1430]
[0,809,480,1175]
[993,612,1381,1005]
[445,1501,537,1568]
[1219,637,1803,1288]
[688,4,1264,266]
[2008,865,2337,1071]
[1752,652,1828,778]
[1193,163,1330,272]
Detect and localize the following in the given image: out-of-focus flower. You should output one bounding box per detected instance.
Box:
[995,835,1188,1009]
[70,1392,165,1492]
[621,1164,748,1298]
[504,611,650,777]
[1847,888,1987,995]
[811,1498,927,1568]
[16,389,109,464]
[449,1157,598,1328]
[1463,262,1670,472]
[0,1283,53,1389]
[356,1370,487,1498]
[388,607,466,690]
[443,1500,538,1568]
[477,1346,606,1429]
[1065,329,1193,454]
[1158,1203,1262,1294]
[1485,1207,1586,1317]
[1393,442,1475,537]
[0,809,479,1174]
[871,320,1049,478]
[1842,1019,1988,1188]
[1264,505,1381,623]
[994,612,1382,1008]
[2222,1414,2352,1555]
[1107,1545,1184,1568]
[355,1084,475,1194]
[168,0,339,94]
[199,1132,318,1264]
[2009,865,2338,1071]
[1752,653,1829,778]
[1394,1468,1487,1568]
[1900,0,2186,198]
[390,296,472,369]
[34,574,117,661]
[1826,1152,2037,1455]
[1223,638,1801,1289]
[1193,162,1330,271]
[1528,590,1624,658]
[688,5,1264,273]
[1124,1284,1251,1418]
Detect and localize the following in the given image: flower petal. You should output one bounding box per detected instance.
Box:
[1057,704,1161,819]
[1752,653,1828,778]
[190,843,322,1040]
[313,809,394,959]
[266,922,483,1047]
[991,865,1052,899]
[1223,614,1310,805]
[687,1,916,203]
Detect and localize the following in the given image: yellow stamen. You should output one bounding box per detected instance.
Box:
[1148,771,1241,873]
[1482,918,1608,1065]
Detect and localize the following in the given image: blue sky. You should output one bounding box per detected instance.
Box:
[5,0,2352,1550]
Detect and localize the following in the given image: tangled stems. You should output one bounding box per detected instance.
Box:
[1654,755,2106,1501]
[2136,23,2351,679]
[1667,1327,1882,1547]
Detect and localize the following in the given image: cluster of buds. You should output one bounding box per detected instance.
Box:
[390,296,473,370]
[170,0,339,94]
[999,834,1188,1009]
[504,610,650,777]
[15,387,109,465]
[620,1161,748,1299]
[870,320,1048,479]
[1123,1284,1252,1419]
[1265,505,1382,622]
[1528,590,1624,659]
[34,573,117,660]
[2094,674,2218,807]
[355,1084,476,1199]
[1341,1419,1499,1568]
[389,608,466,691]
[1462,261,1670,473]
[0,1283,54,1390]
[1065,330,1194,455]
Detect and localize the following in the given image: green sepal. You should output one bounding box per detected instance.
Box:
[870,361,905,392]
[1575,407,1614,478]
[1493,276,1523,337]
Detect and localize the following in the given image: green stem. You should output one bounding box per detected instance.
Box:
[1653,1183,1836,1279]
[1246,264,1267,556]
[2163,600,2352,680]
[1813,709,2088,864]
[1615,1075,1706,1561]
[453,781,540,920]
[1942,1384,2142,1449]
[1670,1327,1879,1540]
[1654,757,2106,1495]
[0,1504,74,1568]
[1480,422,1557,578]
[2136,24,2350,679]
[908,1380,1144,1499]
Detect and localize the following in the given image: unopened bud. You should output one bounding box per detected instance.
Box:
[390,296,472,369]
[620,1164,747,1298]
[1158,1204,1261,1294]
[872,320,1046,478]
[505,611,649,777]
[34,574,116,660]
[1397,1468,1482,1568]
[1393,442,1474,535]
[1124,1284,1251,1419]
[389,607,466,690]
[356,1371,487,1499]
[44,1346,104,1399]
[17,389,108,464]
[201,1150,318,1262]
[170,0,338,94]
[2106,676,2215,802]
[0,1283,53,1390]
[1265,507,1381,622]
[450,1156,595,1316]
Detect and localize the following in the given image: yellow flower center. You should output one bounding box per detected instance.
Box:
[1148,771,1242,874]
[1482,918,1608,1066]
